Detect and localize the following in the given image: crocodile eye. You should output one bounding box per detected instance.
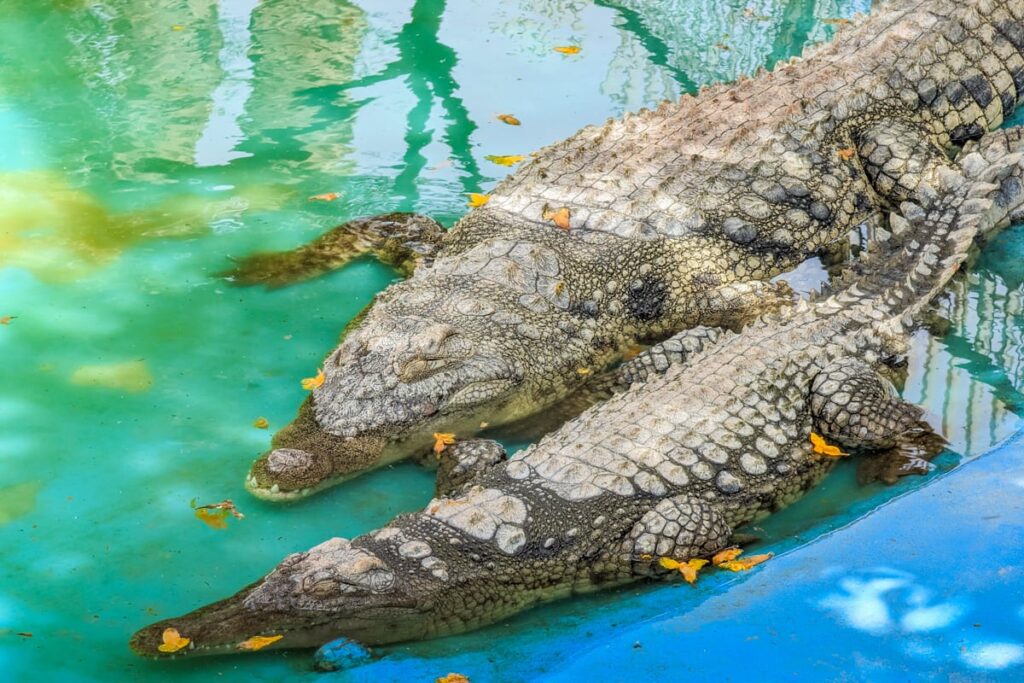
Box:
[306,578,341,598]
[366,570,395,593]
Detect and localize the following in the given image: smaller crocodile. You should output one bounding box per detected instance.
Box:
[129,130,1024,660]
[228,0,1024,501]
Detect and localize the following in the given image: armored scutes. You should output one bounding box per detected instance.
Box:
[130,126,1024,659]
[234,0,1024,501]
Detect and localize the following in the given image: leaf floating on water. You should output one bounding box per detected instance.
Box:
[496,114,521,126]
[191,498,245,529]
[301,368,325,391]
[659,557,708,584]
[433,432,456,454]
[158,628,190,653]
[238,634,283,651]
[0,315,14,325]
[484,154,525,167]
[553,45,581,55]
[718,553,773,572]
[252,416,269,429]
[810,432,849,457]
[711,546,744,566]
[171,25,185,31]
[436,675,470,683]
[466,193,490,208]
[309,192,340,202]
[542,206,571,230]
[16,632,32,638]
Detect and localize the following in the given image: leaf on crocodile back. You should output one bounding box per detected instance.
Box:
[301,368,325,391]
[711,547,744,565]
[433,432,456,453]
[810,432,849,457]
[436,674,470,683]
[157,628,190,653]
[542,206,571,230]
[238,634,283,651]
[496,114,520,126]
[484,155,525,167]
[553,45,581,55]
[837,147,856,161]
[717,553,773,572]
[466,193,490,207]
[659,557,708,584]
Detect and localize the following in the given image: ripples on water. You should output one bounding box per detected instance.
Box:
[1,1,1021,680]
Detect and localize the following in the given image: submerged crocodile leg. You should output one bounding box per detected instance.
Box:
[221,212,445,287]
[810,357,945,484]
[622,494,732,579]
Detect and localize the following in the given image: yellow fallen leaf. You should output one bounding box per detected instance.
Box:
[711,547,744,565]
[484,154,525,167]
[621,345,644,361]
[496,114,521,126]
[0,315,13,325]
[554,45,581,55]
[577,367,591,376]
[543,206,571,230]
[194,507,230,529]
[238,634,283,651]
[309,192,340,201]
[810,432,848,457]
[837,147,856,161]
[659,557,708,584]
[437,675,470,683]
[433,432,456,454]
[718,553,773,572]
[171,25,185,31]
[252,417,269,429]
[158,628,190,653]
[479,421,489,429]
[301,368,325,391]
[467,193,490,208]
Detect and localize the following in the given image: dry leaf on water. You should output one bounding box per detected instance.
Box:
[553,45,581,54]
[309,192,340,201]
[436,675,470,683]
[659,557,709,584]
[238,634,283,651]
[484,155,525,167]
[252,417,269,429]
[301,368,325,391]
[717,553,773,572]
[496,114,521,126]
[711,547,743,565]
[466,193,490,207]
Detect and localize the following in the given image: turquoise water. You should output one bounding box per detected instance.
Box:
[3,1,1023,681]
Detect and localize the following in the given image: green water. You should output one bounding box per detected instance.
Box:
[5,0,1023,680]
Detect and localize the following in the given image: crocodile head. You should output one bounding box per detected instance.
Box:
[245,292,529,500]
[129,538,430,658]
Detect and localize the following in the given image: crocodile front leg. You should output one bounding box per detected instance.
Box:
[221,212,445,287]
[434,439,508,497]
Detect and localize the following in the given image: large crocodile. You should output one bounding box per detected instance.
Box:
[129,128,1024,659]
[232,0,1024,501]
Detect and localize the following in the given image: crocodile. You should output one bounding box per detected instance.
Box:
[229,0,1024,501]
[129,128,1024,659]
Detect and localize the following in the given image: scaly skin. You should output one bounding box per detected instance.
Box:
[129,126,1024,659]
[237,0,1024,501]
